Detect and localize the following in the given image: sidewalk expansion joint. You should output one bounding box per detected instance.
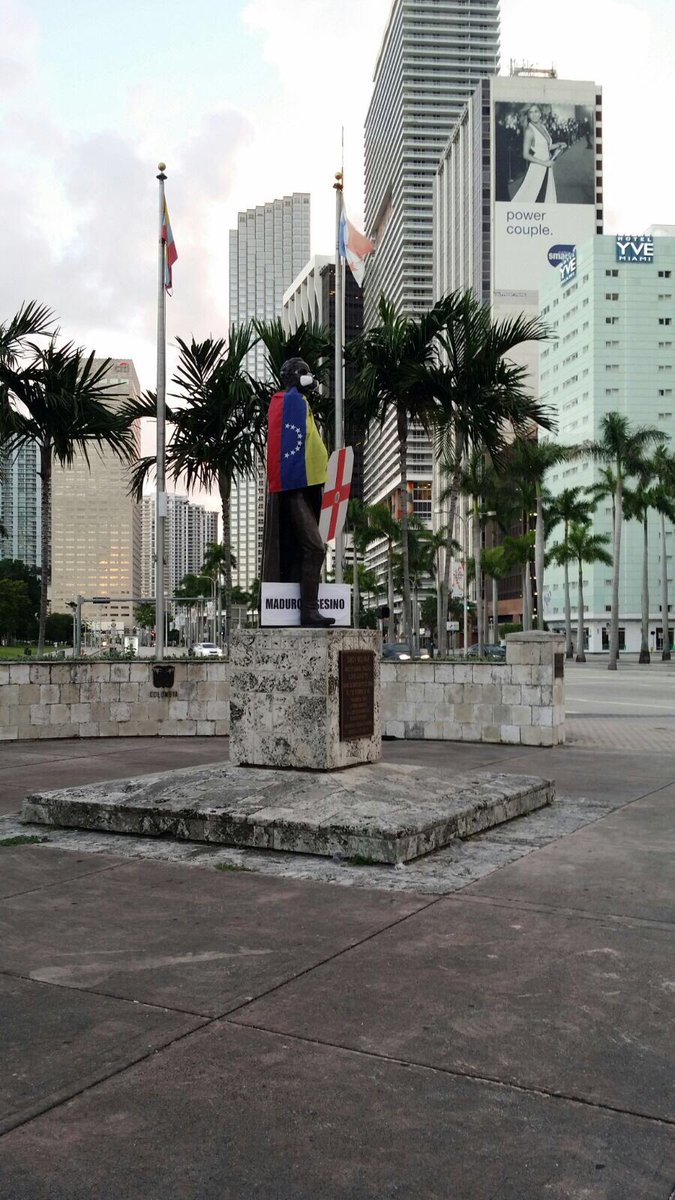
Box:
[223,1019,675,1130]
[0,859,135,902]
[445,892,675,933]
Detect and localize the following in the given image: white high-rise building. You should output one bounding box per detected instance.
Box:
[140,494,218,599]
[229,193,311,590]
[0,441,42,568]
[362,0,500,528]
[540,231,675,654]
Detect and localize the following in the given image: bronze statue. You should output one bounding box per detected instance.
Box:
[261,358,335,628]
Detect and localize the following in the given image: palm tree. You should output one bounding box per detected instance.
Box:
[549,524,612,662]
[625,459,675,664]
[546,488,594,658]
[201,541,233,646]
[432,292,554,655]
[652,446,675,660]
[451,448,495,653]
[501,532,536,630]
[0,301,53,368]
[346,499,382,629]
[584,413,667,669]
[506,436,579,631]
[481,544,509,643]
[128,329,264,642]
[367,502,401,642]
[349,293,457,653]
[0,338,136,653]
[253,318,334,436]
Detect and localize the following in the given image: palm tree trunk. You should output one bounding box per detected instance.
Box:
[438,452,462,657]
[352,553,360,629]
[522,564,531,631]
[563,520,573,658]
[576,559,586,662]
[474,498,483,653]
[492,576,498,643]
[661,510,671,660]
[387,541,395,643]
[397,410,413,654]
[219,476,232,652]
[535,486,545,631]
[639,512,650,663]
[37,443,51,656]
[608,475,623,670]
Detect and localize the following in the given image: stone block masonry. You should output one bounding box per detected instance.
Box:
[229,628,382,770]
[0,633,563,746]
[0,661,230,741]
[381,632,565,747]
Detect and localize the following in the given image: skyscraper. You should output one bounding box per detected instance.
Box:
[140,494,219,599]
[0,442,42,568]
[228,193,311,589]
[50,359,141,631]
[363,0,500,514]
[540,230,675,653]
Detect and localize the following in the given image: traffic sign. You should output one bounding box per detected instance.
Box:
[446,620,459,632]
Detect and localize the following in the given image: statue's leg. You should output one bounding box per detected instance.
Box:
[285,490,335,628]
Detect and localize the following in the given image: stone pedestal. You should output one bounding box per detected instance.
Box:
[229,628,382,770]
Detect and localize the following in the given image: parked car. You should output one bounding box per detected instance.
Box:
[465,643,506,661]
[382,642,430,662]
[192,642,223,658]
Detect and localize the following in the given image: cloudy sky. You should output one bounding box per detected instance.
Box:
[2,0,673,496]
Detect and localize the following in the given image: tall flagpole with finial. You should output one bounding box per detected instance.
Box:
[155,162,168,661]
[333,165,345,585]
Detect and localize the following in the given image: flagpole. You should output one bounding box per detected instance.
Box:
[333,169,345,585]
[155,162,167,661]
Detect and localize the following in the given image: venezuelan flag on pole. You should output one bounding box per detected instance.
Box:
[162,198,177,292]
[267,388,328,493]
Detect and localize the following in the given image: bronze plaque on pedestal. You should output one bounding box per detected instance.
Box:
[339,650,375,741]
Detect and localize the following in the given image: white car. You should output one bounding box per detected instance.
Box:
[192,642,223,658]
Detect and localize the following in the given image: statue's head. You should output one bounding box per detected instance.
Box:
[280,357,316,394]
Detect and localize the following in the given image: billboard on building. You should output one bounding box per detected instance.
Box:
[492,91,598,301]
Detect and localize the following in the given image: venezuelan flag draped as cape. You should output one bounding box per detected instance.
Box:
[267,387,328,493]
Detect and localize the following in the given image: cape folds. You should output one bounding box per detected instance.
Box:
[267,387,328,493]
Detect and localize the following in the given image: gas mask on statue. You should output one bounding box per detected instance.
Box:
[280,357,317,395]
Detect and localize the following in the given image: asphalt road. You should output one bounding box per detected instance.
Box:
[565,657,675,717]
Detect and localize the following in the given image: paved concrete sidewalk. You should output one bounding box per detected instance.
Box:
[0,734,673,1198]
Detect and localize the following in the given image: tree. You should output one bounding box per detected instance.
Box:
[0,559,40,641]
[481,544,509,642]
[652,446,675,660]
[505,436,579,631]
[201,542,234,645]
[0,333,136,654]
[624,458,675,663]
[0,579,29,642]
[252,318,334,437]
[432,292,554,655]
[585,413,667,670]
[45,612,74,645]
[346,499,382,629]
[502,532,536,630]
[549,524,612,662]
[134,602,156,634]
[348,293,458,653]
[545,488,594,658]
[366,502,401,643]
[128,329,264,643]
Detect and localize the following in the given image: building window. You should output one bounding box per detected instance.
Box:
[605,269,618,277]
[605,292,619,301]
[659,318,672,326]
[658,270,672,278]
[606,316,619,325]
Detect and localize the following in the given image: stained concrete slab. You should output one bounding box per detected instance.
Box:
[468,787,675,924]
[235,898,675,1122]
[0,859,429,1016]
[0,974,205,1135]
[0,1021,672,1200]
[0,737,230,817]
[22,762,554,864]
[0,845,124,900]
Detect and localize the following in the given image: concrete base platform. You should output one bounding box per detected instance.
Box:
[22,763,554,865]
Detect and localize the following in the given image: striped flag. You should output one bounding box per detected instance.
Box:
[267,388,328,493]
[339,210,374,288]
[162,199,177,292]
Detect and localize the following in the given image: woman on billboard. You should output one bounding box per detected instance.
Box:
[512,104,566,203]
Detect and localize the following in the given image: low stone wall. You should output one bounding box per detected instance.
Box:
[381,632,565,747]
[0,632,564,745]
[0,661,230,741]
